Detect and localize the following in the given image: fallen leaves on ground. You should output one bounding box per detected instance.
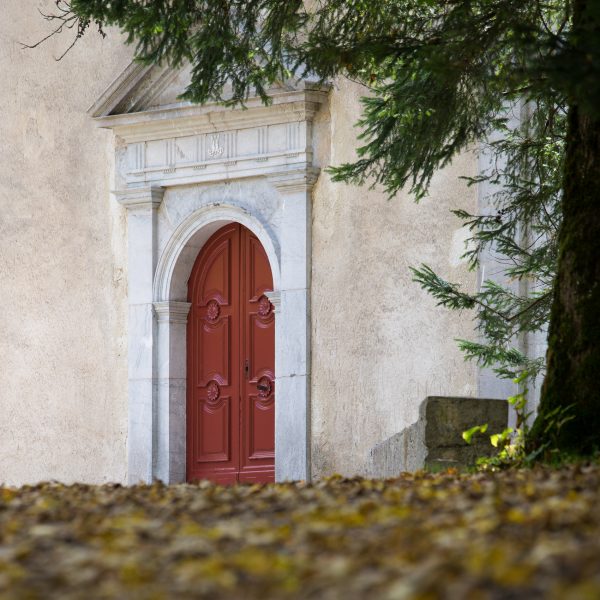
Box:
[1,464,600,599]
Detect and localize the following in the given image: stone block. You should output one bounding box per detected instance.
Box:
[424,396,508,470]
[367,396,508,476]
[425,396,508,447]
[425,444,498,470]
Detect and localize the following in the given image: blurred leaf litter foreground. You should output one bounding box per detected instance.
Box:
[2,465,600,599]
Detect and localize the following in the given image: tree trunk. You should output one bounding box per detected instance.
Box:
[531,30,600,454]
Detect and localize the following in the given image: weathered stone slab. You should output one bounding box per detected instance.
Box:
[425,396,507,470]
[367,396,508,476]
[425,396,508,447]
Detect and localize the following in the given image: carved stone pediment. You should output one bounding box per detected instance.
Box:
[89,61,327,188]
[88,62,183,118]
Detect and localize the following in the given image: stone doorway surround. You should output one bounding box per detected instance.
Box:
[91,63,326,484]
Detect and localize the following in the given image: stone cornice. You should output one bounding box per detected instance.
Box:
[113,186,165,210]
[90,57,329,125]
[94,92,328,143]
[153,301,192,324]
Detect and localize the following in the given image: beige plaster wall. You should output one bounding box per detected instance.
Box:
[0,1,131,485]
[311,78,478,478]
[1,3,479,485]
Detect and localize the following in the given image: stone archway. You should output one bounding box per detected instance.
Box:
[116,176,315,485]
[154,204,281,303]
[152,204,282,484]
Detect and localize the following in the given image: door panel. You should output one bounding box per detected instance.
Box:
[239,227,275,482]
[196,391,231,462]
[187,223,274,484]
[196,317,231,387]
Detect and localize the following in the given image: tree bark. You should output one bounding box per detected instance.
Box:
[531,0,600,453]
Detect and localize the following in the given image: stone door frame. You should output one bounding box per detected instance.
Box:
[95,78,326,484]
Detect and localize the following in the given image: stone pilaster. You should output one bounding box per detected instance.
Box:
[153,301,191,483]
[267,170,318,482]
[115,186,164,484]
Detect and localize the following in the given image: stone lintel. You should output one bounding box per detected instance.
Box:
[94,90,328,141]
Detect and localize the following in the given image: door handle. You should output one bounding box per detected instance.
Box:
[244,359,249,379]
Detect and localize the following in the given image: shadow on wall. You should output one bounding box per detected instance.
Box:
[367,396,508,476]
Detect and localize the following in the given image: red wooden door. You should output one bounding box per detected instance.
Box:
[187,223,275,484]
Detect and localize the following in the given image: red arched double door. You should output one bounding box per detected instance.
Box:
[187,223,275,484]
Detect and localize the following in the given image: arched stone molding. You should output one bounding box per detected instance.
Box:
[151,199,287,485]
[154,203,281,304]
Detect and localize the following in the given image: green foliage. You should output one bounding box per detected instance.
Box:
[462,424,488,445]
[464,371,575,468]
[55,0,579,383]
[43,0,600,454]
[67,0,307,105]
[480,373,533,468]
[490,427,514,449]
[411,98,564,381]
[462,372,531,469]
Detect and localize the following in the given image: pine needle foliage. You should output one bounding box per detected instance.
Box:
[46,0,600,454]
[412,98,564,380]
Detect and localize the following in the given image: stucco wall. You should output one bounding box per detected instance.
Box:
[0,2,131,485]
[2,3,479,485]
[310,78,478,478]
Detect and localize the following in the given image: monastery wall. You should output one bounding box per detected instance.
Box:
[0,2,132,485]
[1,2,478,486]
